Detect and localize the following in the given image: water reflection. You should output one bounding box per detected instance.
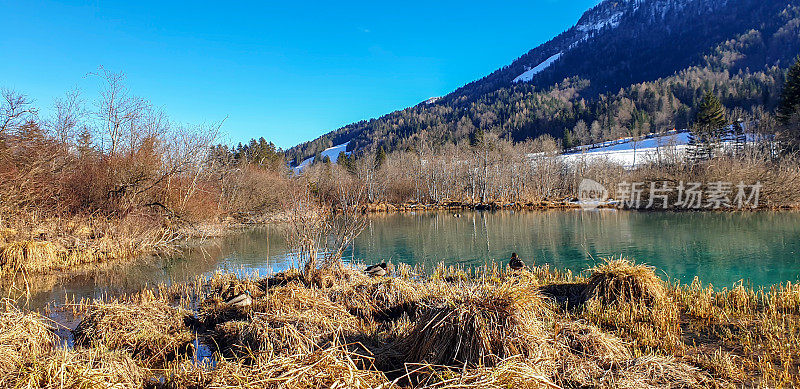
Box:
[18,211,800,311]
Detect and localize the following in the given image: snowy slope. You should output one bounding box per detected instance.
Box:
[513,53,563,83]
[559,131,690,168]
[294,142,350,173]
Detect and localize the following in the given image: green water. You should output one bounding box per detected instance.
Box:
[24,210,800,310]
[353,210,800,287]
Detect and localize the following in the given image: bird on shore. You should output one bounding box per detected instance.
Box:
[365,262,389,277]
[509,253,525,270]
[225,291,252,308]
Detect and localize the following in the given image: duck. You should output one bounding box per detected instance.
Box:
[225,291,252,308]
[509,252,525,271]
[365,262,389,277]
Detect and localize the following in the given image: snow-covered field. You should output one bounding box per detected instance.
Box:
[559,131,690,168]
[293,141,350,173]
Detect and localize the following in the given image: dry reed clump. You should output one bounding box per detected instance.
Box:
[0,301,58,382]
[11,348,149,389]
[0,236,133,275]
[686,349,747,384]
[166,345,389,389]
[73,298,195,366]
[406,355,560,389]
[327,277,425,322]
[580,258,682,353]
[62,235,134,267]
[555,344,711,388]
[501,268,541,289]
[401,282,552,368]
[210,284,360,357]
[602,355,712,388]
[554,322,631,363]
[0,240,62,274]
[584,258,665,306]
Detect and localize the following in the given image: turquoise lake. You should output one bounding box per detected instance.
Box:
[26,210,800,310]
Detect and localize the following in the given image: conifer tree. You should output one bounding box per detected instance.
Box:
[374,145,386,168]
[695,91,726,130]
[689,91,726,161]
[563,129,573,149]
[337,151,348,168]
[778,56,800,124]
[470,129,485,147]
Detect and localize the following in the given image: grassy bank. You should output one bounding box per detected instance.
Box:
[0,211,290,281]
[1,258,798,388]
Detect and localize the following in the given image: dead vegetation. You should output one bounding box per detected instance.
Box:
[72,292,195,366]
[0,76,294,278]
[584,258,665,306]
[401,283,551,368]
[0,258,798,388]
[0,300,58,379]
[328,276,424,322]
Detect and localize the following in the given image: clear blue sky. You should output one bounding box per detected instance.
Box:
[1,0,599,149]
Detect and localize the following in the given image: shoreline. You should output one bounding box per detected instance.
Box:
[0,212,291,278]
[361,200,800,213]
[2,259,798,387]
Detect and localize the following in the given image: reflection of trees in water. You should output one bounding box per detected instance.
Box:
[18,213,800,311]
[22,227,293,312]
[352,211,800,287]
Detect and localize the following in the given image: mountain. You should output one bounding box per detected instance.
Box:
[286,0,800,165]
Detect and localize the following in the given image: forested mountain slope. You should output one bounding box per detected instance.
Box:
[287,0,800,165]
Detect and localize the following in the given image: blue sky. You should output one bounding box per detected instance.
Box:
[1,0,600,149]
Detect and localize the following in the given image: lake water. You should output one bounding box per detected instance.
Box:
[24,210,800,310]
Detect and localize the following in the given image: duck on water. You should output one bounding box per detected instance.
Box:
[509,252,525,270]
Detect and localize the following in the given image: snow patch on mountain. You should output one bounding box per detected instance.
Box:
[513,53,562,83]
[294,142,350,173]
[425,96,441,105]
[576,11,624,33]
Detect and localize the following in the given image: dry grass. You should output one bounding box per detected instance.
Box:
[401,282,551,367]
[11,348,149,389]
[0,213,190,278]
[584,257,665,306]
[328,276,424,322]
[603,355,711,388]
[0,301,150,388]
[2,257,799,388]
[554,321,631,363]
[404,355,559,389]
[73,293,195,366]
[0,227,16,244]
[0,240,62,274]
[166,345,390,389]
[0,300,58,381]
[210,284,360,358]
